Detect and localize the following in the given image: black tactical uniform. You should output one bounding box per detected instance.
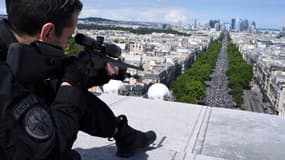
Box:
[0,19,156,160]
[0,19,94,160]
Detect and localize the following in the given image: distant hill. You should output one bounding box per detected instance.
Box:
[78,16,166,26]
[257,28,280,32]
[78,17,191,36]
[79,17,117,23]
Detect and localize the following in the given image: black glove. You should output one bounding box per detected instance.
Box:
[76,51,112,87]
[114,65,127,81]
[77,50,131,87]
[61,56,87,88]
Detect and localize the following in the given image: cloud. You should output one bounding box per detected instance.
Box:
[80,9,97,17]
[80,7,190,24]
[0,7,6,14]
[164,9,187,23]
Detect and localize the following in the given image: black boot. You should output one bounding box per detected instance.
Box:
[114,115,156,158]
[59,150,81,160]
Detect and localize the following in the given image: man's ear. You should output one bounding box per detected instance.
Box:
[40,23,55,42]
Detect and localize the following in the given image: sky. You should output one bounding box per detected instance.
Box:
[0,0,284,29]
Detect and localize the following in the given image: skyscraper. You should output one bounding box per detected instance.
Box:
[231,18,254,32]
[209,20,219,29]
[243,19,249,31]
[231,18,236,31]
[193,19,197,30]
[282,26,285,32]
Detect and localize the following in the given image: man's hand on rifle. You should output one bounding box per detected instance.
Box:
[61,56,87,88]
[105,62,119,77]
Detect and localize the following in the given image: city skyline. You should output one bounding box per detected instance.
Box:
[0,0,284,29]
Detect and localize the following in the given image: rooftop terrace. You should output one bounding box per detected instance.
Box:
[73,94,285,160]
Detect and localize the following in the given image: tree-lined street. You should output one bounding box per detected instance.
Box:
[203,34,234,108]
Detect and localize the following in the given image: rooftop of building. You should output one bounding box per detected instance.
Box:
[72,94,285,160]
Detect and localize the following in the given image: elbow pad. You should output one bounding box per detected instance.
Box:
[6,41,66,84]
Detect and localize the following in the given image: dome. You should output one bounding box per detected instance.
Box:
[103,80,123,94]
[147,83,170,100]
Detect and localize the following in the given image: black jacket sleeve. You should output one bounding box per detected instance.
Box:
[0,63,55,160]
[0,62,86,159]
[50,85,87,152]
[0,62,31,119]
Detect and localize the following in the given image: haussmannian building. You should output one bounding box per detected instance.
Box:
[232,31,285,116]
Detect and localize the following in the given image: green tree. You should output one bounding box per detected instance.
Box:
[170,38,222,104]
[65,37,84,56]
[226,43,253,107]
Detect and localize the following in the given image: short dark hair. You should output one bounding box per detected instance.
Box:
[6,0,82,37]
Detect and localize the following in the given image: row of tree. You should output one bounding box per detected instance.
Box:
[78,24,191,36]
[170,41,221,103]
[226,43,253,107]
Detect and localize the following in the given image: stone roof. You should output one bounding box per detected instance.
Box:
[73,94,285,160]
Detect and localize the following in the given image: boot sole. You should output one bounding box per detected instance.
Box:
[116,131,157,158]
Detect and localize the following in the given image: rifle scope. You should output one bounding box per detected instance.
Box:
[74,33,121,58]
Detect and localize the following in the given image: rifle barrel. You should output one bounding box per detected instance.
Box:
[106,57,144,71]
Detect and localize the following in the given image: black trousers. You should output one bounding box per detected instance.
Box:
[79,91,117,138]
[50,92,118,160]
